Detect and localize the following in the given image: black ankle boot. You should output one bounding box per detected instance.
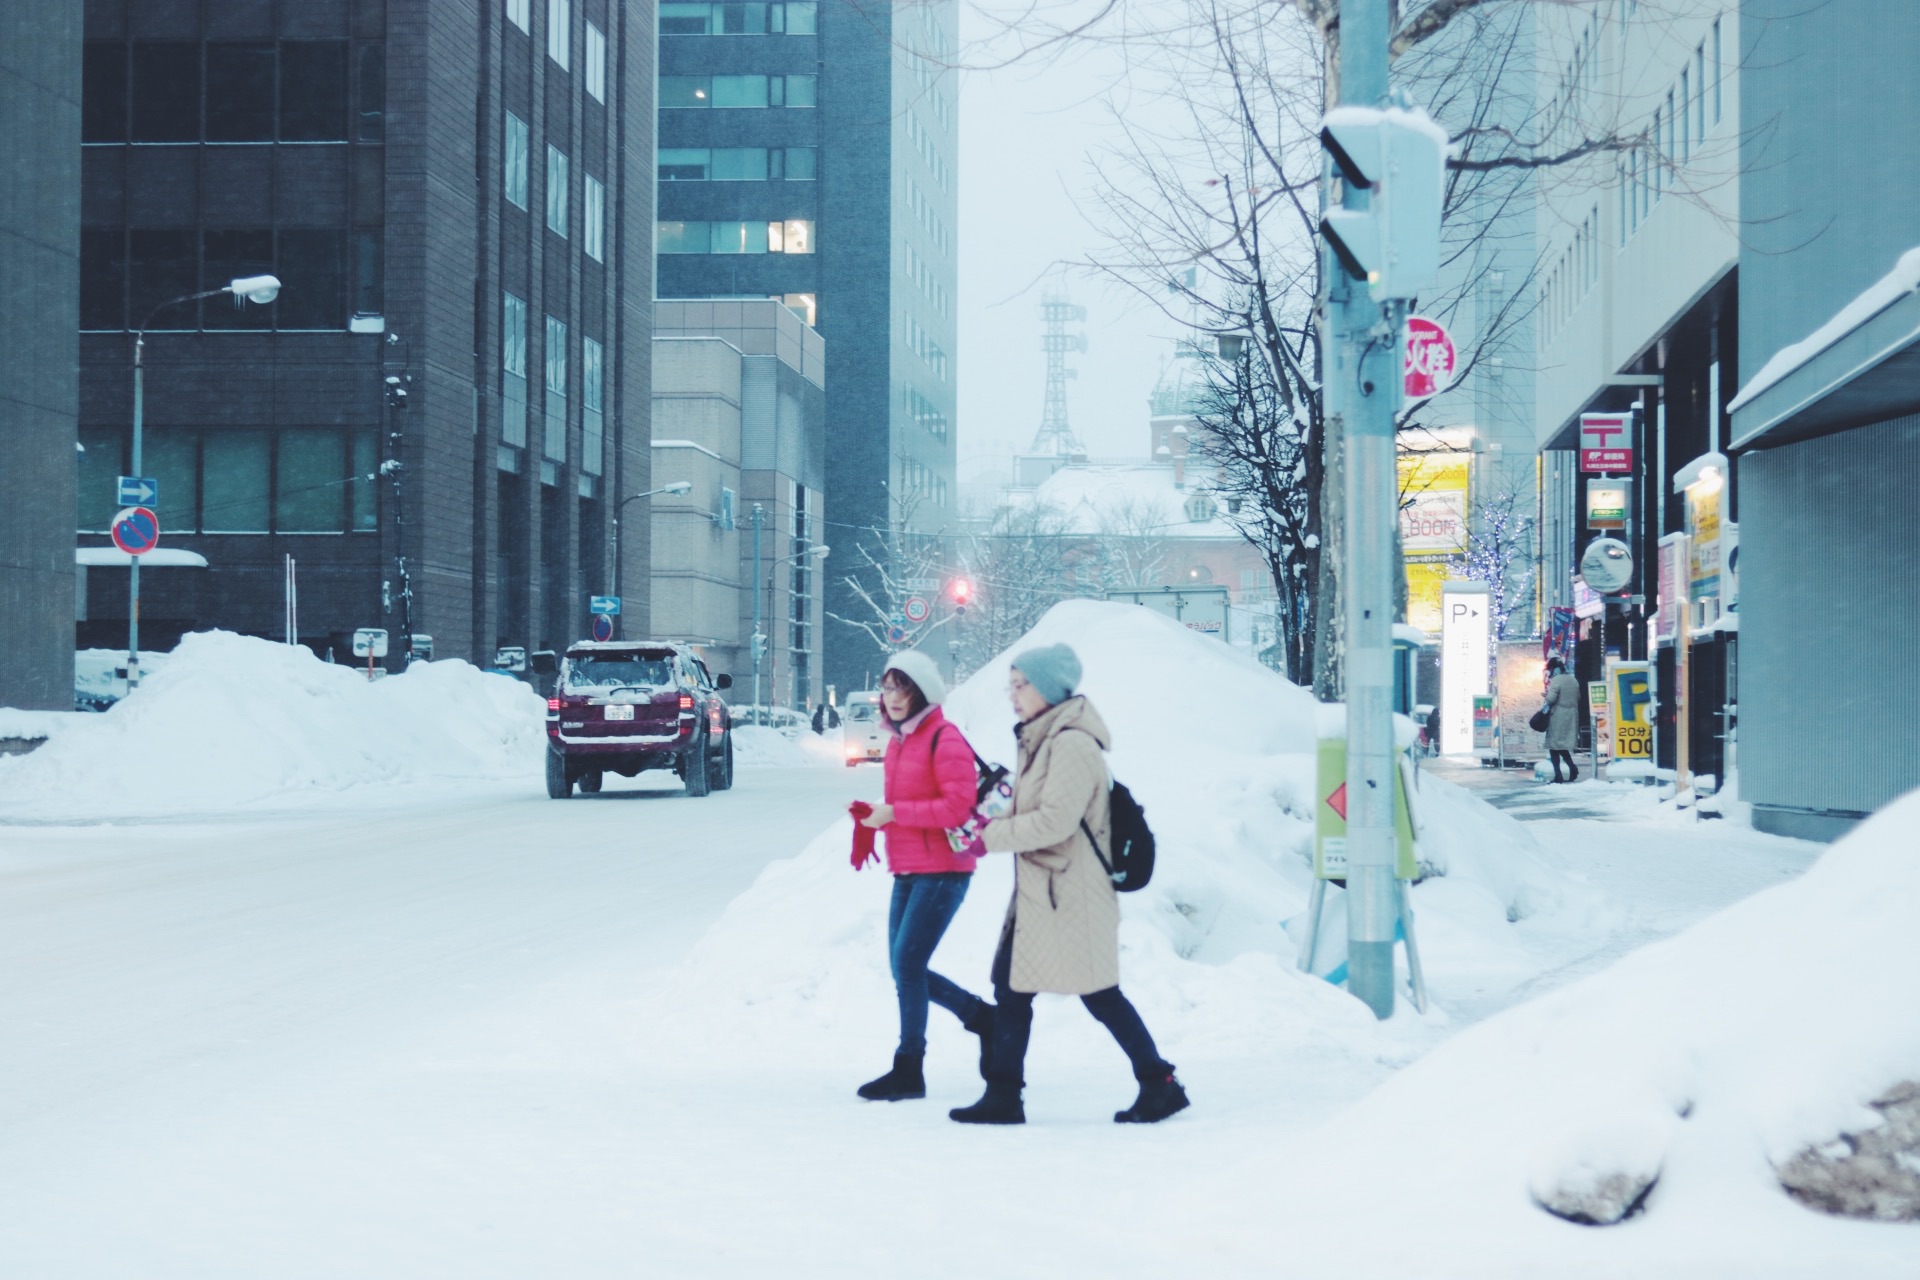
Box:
[962,1005,996,1081]
[949,1079,1024,1125]
[857,1053,926,1101]
[1115,1072,1190,1124]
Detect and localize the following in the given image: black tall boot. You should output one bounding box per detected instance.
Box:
[949,1079,1024,1125]
[1115,1071,1190,1124]
[961,1005,996,1081]
[856,1053,926,1101]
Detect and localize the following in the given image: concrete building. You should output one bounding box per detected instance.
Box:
[1527,2,1743,779]
[1724,0,1920,838]
[654,0,959,693]
[75,0,655,668]
[0,4,82,710]
[650,298,826,711]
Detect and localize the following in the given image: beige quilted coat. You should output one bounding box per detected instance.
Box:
[981,695,1119,995]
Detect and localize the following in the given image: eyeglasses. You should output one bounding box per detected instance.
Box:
[881,675,912,693]
[1007,674,1031,693]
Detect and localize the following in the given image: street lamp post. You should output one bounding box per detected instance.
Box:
[765,543,830,712]
[610,479,693,637]
[126,275,281,690]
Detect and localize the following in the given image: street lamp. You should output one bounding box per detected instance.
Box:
[125,275,282,690]
[764,543,829,714]
[610,480,693,636]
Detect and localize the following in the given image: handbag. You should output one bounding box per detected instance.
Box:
[1528,705,1552,733]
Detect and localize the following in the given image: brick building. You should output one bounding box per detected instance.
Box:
[75,0,655,668]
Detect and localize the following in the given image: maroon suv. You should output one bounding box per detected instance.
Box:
[544,641,734,798]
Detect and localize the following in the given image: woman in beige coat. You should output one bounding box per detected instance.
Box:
[949,643,1189,1126]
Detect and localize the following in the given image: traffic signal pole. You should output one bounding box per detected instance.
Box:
[1331,0,1399,1019]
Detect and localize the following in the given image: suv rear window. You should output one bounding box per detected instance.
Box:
[565,654,675,692]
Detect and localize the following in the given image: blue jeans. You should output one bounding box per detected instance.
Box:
[888,873,986,1057]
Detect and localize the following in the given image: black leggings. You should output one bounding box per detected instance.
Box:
[1550,749,1579,781]
[985,924,1171,1085]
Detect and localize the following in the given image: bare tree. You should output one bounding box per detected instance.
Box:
[1088,489,1177,591]
[954,500,1093,672]
[1446,481,1538,640]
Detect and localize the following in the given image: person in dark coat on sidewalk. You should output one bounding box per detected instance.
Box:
[1543,656,1582,783]
[949,643,1189,1127]
[851,650,996,1102]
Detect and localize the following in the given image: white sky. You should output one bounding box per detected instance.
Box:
[953,2,1191,476]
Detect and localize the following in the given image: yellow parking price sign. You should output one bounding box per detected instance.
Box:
[1611,662,1654,762]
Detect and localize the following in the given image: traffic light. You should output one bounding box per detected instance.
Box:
[1319,105,1447,301]
[947,576,973,607]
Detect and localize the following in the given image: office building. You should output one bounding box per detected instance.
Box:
[650,298,827,711]
[655,0,957,693]
[75,0,656,667]
[0,4,82,709]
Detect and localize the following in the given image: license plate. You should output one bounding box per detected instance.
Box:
[603,705,635,721]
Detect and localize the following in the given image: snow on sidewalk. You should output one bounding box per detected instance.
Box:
[1173,790,1920,1279]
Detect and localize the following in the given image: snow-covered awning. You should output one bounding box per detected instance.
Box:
[1728,246,1920,449]
[76,548,209,568]
[1671,452,1729,494]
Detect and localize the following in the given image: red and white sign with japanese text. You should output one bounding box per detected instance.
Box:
[1580,413,1632,473]
[1403,316,1457,400]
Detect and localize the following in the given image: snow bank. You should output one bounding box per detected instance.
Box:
[1199,788,1920,1276]
[732,724,844,769]
[660,600,1596,1072]
[0,631,547,819]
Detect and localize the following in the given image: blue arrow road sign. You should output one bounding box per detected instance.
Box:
[589,595,622,615]
[118,475,158,506]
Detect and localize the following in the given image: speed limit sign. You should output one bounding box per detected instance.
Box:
[902,595,931,624]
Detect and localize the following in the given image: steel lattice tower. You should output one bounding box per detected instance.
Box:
[1031,286,1088,455]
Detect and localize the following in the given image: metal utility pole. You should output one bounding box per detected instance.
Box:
[1317,1,1444,1019]
[749,502,766,717]
[124,275,281,690]
[1332,0,1399,1020]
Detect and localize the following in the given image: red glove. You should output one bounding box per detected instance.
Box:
[848,801,879,870]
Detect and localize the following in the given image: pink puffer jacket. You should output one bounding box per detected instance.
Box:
[881,706,981,875]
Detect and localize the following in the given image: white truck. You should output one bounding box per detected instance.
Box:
[841,691,887,766]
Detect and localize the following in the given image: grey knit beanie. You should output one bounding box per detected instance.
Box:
[1010,643,1082,706]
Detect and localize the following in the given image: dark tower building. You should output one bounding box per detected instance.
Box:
[0,4,82,709]
[76,0,655,668]
[655,0,957,693]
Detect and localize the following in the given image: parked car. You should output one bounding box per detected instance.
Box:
[544,641,734,798]
[841,690,886,766]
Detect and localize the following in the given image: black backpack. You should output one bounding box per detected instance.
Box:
[1083,780,1155,893]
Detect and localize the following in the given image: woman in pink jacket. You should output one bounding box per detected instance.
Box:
[853,650,996,1101]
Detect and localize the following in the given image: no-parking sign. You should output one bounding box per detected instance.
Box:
[111,506,160,556]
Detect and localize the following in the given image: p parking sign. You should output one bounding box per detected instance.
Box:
[1611,662,1654,761]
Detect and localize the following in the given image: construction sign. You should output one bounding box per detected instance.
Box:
[1314,736,1418,881]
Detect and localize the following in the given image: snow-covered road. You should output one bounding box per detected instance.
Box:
[0,755,1849,1279]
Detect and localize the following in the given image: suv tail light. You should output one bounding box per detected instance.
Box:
[546,698,560,712]
[679,694,695,711]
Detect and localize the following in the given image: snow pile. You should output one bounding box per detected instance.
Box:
[659,600,1595,1072]
[0,631,547,818]
[732,725,843,769]
[1196,788,1920,1275]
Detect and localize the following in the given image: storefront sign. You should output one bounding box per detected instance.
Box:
[1656,533,1687,642]
[1585,477,1631,530]
[1587,680,1612,761]
[1611,662,1654,761]
[1440,581,1491,755]
[1579,413,1633,473]
[1404,316,1458,400]
[1471,695,1497,751]
[1687,479,1722,602]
